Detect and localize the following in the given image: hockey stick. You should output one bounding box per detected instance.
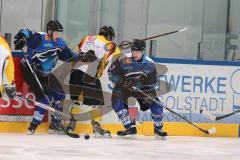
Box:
[132,87,216,135]
[16,95,71,118]
[119,27,188,48]
[200,109,240,121]
[21,49,79,138]
[16,95,79,138]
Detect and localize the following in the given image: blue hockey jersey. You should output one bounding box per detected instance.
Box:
[108,53,158,90]
[17,29,77,76]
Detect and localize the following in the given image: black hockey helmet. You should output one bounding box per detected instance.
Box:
[46,20,63,32]
[99,26,115,41]
[131,39,146,51]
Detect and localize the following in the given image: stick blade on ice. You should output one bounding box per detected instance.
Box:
[200,109,216,121]
[179,27,188,32]
[208,127,216,135]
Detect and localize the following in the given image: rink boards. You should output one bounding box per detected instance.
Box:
[0,53,240,137]
[0,122,238,137]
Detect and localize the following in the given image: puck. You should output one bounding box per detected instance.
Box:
[84,134,90,140]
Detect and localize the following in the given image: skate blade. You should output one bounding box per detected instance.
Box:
[28,131,34,135]
[117,134,137,139]
[48,129,65,135]
[67,129,78,135]
[93,132,112,138]
[155,135,167,140]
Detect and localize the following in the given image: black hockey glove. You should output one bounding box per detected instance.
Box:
[118,79,134,89]
[3,84,16,99]
[14,33,27,50]
[139,71,147,80]
[77,50,97,62]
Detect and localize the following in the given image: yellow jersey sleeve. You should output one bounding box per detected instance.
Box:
[96,46,121,78]
[0,36,14,94]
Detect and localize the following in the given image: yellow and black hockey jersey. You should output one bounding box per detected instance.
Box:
[73,35,121,78]
[0,36,14,96]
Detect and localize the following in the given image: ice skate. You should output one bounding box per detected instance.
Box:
[154,128,167,140]
[117,126,137,136]
[91,120,111,138]
[28,122,38,135]
[48,114,65,134]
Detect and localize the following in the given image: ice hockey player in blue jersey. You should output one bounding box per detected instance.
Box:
[14,20,79,134]
[108,39,167,137]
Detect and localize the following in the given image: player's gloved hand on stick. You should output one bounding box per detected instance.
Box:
[118,79,134,89]
[3,84,16,99]
[138,71,147,80]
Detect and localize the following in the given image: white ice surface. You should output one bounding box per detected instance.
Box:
[0,134,239,160]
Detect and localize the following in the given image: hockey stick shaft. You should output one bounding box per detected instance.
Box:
[216,110,240,121]
[16,95,79,138]
[16,95,71,118]
[200,109,240,121]
[21,49,52,105]
[119,27,187,47]
[133,87,213,134]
